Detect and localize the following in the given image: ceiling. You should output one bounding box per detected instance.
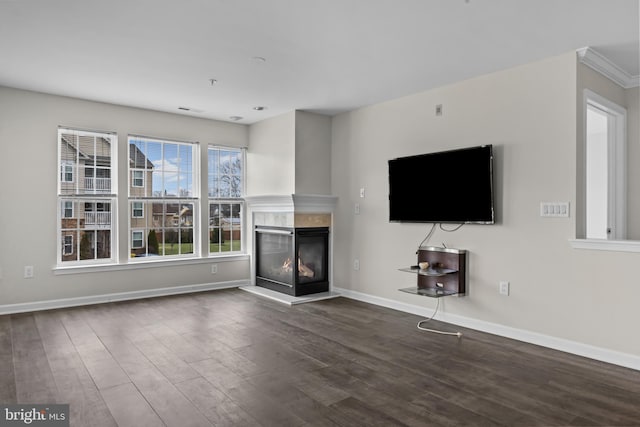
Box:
[0,0,638,124]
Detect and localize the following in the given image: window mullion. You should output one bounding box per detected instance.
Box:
[75,135,80,194]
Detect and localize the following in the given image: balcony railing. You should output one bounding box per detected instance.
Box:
[84,177,111,193]
[85,212,111,226]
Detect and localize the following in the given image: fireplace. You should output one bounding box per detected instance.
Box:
[255,226,329,296]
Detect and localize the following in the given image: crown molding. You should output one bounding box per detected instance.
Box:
[577,47,639,89]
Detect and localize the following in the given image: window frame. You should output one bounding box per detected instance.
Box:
[55,128,250,270]
[60,161,74,183]
[57,127,117,266]
[62,200,74,218]
[132,201,144,218]
[131,170,145,188]
[63,235,74,255]
[131,230,144,249]
[207,145,245,256]
[128,135,200,260]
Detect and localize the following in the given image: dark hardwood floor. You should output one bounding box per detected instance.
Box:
[2,288,640,426]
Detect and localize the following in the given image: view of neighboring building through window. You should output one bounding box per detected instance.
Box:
[208,146,244,254]
[57,129,244,266]
[58,128,116,264]
[128,136,198,258]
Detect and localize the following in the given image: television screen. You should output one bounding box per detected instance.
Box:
[388,145,494,223]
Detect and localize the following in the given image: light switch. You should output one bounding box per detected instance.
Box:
[540,202,570,218]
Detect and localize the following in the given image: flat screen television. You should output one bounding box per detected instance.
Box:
[388,145,494,223]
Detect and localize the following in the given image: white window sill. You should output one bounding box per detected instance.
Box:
[53,253,249,275]
[569,239,640,253]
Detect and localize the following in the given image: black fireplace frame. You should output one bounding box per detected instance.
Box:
[255,226,329,296]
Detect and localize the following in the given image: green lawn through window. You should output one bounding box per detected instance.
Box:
[210,240,241,253]
[158,243,194,255]
[144,241,240,255]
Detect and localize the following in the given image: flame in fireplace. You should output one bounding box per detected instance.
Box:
[281,257,315,278]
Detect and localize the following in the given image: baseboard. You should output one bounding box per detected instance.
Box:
[5,282,638,371]
[334,286,640,371]
[0,280,250,315]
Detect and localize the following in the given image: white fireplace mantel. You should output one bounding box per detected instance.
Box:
[245,194,337,214]
[246,194,337,229]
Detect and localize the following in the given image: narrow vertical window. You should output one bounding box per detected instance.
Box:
[132,170,144,187]
[58,128,117,264]
[132,230,144,249]
[132,202,144,218]
[60,162,74,183]
[63,235,74,255]
[208,146,244,254]
[61,200,74,218]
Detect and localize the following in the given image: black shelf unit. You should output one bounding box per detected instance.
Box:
[399,246,467,298]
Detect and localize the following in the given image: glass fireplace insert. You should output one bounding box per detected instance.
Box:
[255,226,329,296]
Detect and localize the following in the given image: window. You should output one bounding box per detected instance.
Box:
[60,162,74,183]
[208,146,244,254]
[58,128,117,264]
[132,202,144,218]
[131,230,144,249]
[128,136,198,258]
[132,170,144,187]
[56,127,246,268]
[583,90,627,240]
[63,235,74,255]
[61,201,74,218]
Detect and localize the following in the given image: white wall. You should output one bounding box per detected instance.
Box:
[0,86,250,306]
[246,110,332,196]
[294,111,332,195]
[246,111,296,195]
[627,87,640,238]
[331,52,640,357]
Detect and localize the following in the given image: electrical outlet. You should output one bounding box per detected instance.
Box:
[354,259,360,271]
[499,281,510,296]
[211,264,217,274]
[24,266,34,279]
[359,187,365,198]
